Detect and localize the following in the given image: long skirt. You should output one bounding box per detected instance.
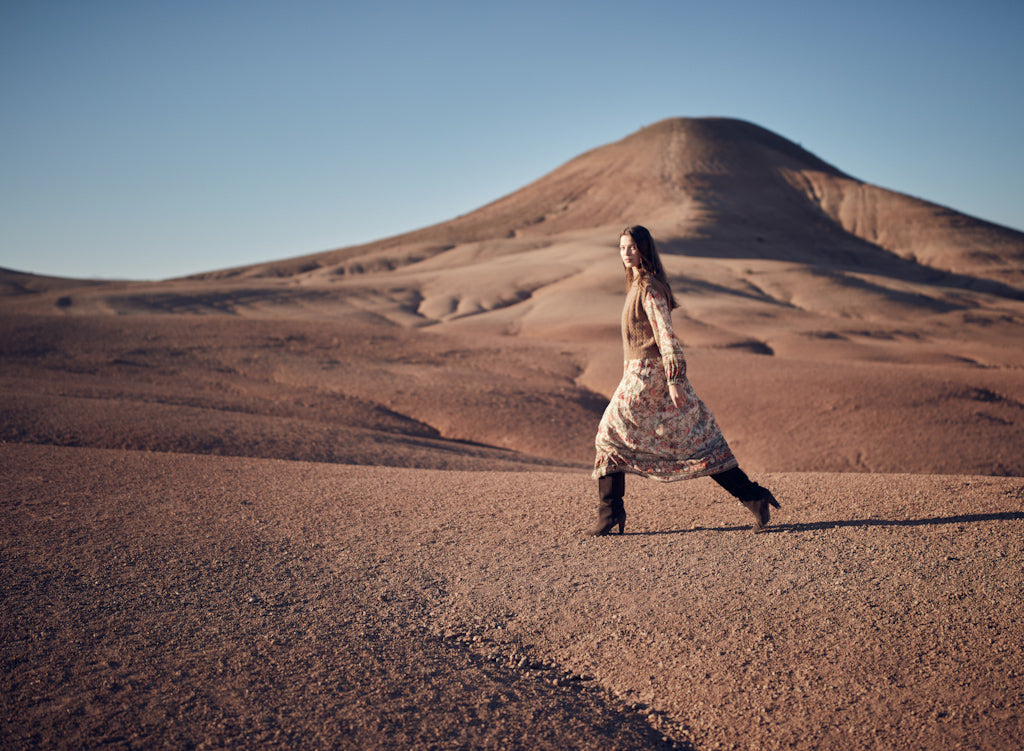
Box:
[592,358,738,481]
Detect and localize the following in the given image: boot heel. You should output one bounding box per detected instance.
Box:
[589,511,626,537]
[742,487,780,532]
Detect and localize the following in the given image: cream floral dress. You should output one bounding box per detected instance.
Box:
[593,285,738,481]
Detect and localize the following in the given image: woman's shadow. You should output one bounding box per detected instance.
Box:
[631,511,1024,535]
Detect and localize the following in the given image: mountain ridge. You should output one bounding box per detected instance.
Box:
[188,117,1024,288]
[2,120,1024,483]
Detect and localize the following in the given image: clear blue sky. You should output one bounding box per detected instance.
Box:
[2,0,1022,280]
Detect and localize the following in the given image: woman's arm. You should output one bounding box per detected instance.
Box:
[642,287,687,390]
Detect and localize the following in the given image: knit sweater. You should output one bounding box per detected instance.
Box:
[621,279,687,384]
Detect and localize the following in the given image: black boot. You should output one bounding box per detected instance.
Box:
[589,472,626,536]
[740,485,780,532]
[712,468,781,532]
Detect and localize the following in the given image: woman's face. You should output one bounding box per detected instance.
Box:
[619,234,641,269]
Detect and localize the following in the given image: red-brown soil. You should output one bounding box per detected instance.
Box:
[4,445,1022,750]
[3,118,1024,749]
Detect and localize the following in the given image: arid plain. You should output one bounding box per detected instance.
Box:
[3,118,1023,749]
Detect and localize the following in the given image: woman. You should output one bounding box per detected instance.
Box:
[590,225,779,535]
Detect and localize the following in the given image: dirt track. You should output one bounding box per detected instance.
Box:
[4,443,1022,750]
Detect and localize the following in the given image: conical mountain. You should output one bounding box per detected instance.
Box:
[3,118,1024,479]
[199,117,1024,288]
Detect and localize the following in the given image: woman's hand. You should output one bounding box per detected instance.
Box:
[668,382,684,408]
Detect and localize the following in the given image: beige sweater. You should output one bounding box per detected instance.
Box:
[620,279,687,383]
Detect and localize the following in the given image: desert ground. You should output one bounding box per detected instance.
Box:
[2,118,1023,749]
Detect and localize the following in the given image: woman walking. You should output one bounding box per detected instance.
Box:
[590,225,779,535]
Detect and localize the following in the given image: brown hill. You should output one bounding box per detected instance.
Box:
[195,117,1024,287]
[4,117,1022,476]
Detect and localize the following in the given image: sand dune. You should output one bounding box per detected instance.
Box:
[2,117,1024,749]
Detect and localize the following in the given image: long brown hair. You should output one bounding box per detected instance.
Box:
[621,225,678,309]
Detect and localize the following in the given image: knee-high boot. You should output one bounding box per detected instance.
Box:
[589,472,626,536]
[712,467,781,532]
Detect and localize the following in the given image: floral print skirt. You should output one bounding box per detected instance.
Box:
[592,358,738,481]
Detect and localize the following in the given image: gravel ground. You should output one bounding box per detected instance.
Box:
[2,443,1023,750]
